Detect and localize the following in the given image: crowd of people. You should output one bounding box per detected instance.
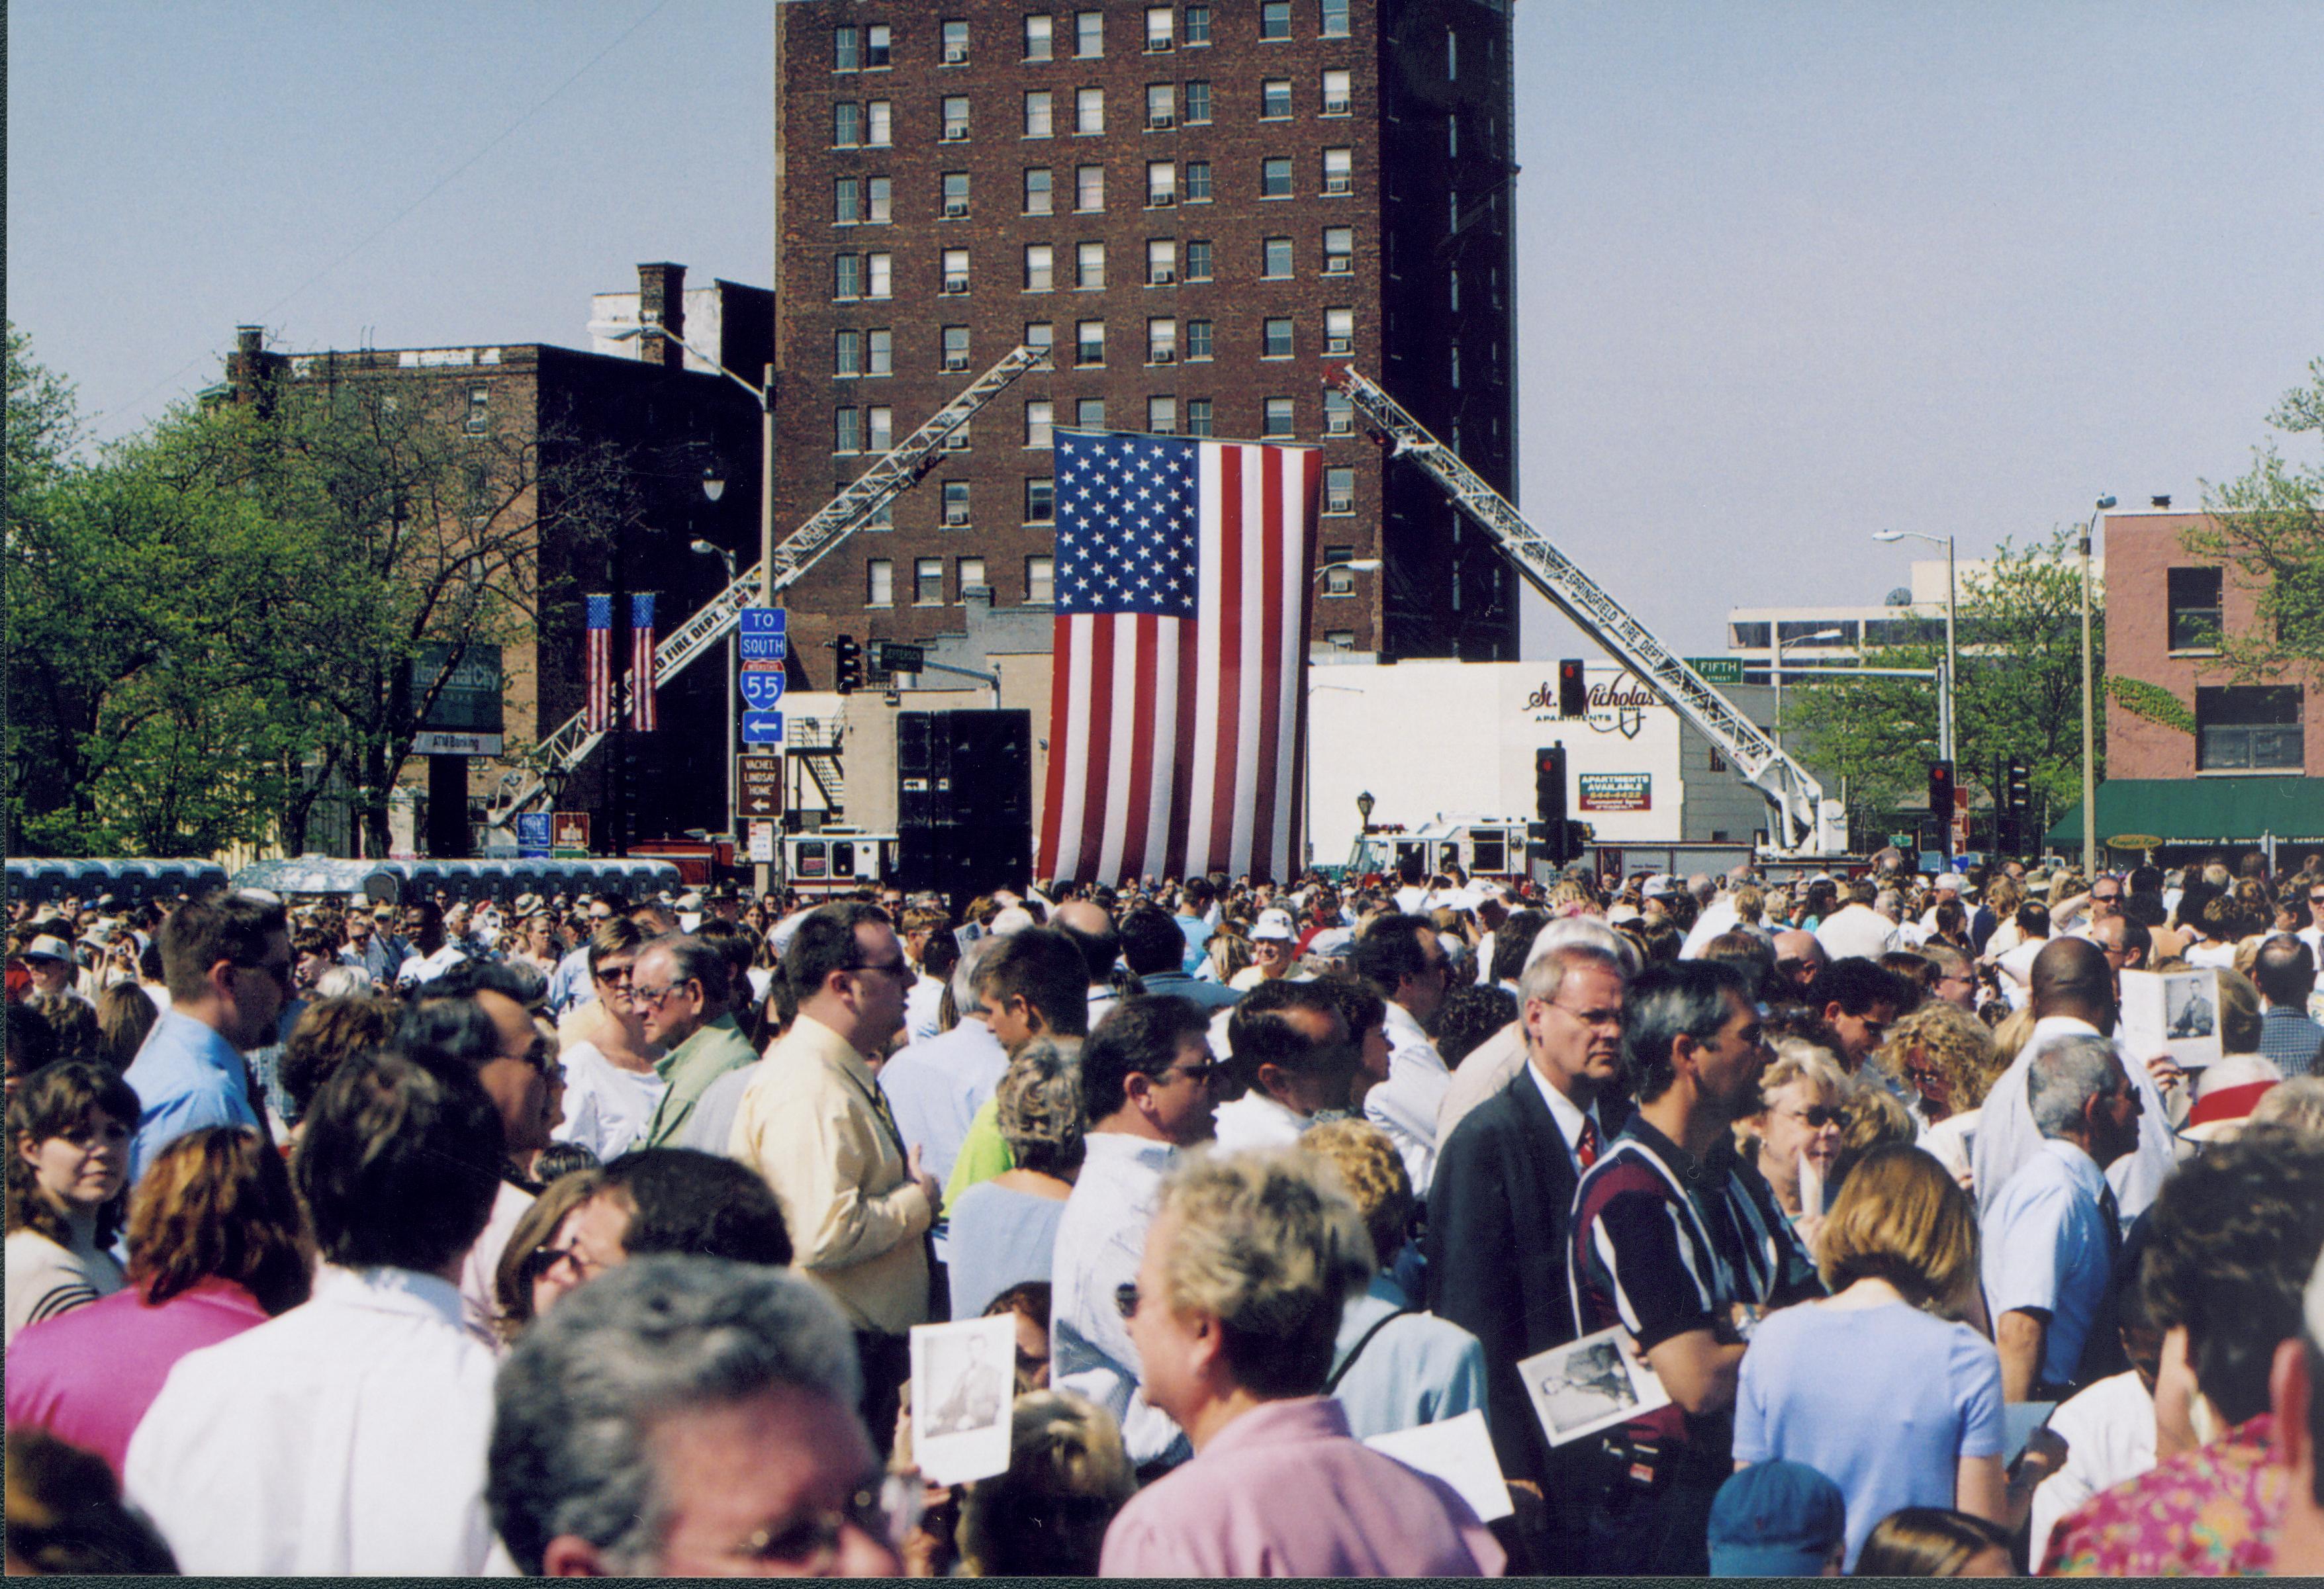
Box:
[7,845,2324,1576]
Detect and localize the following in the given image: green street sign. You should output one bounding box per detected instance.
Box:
[1687,656,1744,684]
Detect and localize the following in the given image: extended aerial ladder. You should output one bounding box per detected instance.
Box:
[1325,364,1848,857]
[479,343,1052,846]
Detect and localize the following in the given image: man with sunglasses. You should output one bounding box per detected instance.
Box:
[632,936,756,1150]
[122,889,289,1185]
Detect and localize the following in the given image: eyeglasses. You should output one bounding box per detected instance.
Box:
[594,966,635,990]
[731,1481,904,1572]
[518,1244,607,1287]
[1786,1105,1851,1129]
[849,958,911,980]
[1156,1060,1225,1087]
[1114,1282,1143,1320]
[629,980,692,1007]
[1547,1001,1623,1031]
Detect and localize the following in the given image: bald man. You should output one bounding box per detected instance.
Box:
[1771,930,1826,999]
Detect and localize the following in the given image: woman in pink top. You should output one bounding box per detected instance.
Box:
[7,1125,310,1475]
[1101,1148,1505,1578]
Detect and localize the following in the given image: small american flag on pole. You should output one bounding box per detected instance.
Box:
[584,594,614,732]
[1037,430,1319,885]
[627,592,659,732]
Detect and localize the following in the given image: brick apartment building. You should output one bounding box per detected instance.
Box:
[222,265,768,854]
[768,0,1520,684]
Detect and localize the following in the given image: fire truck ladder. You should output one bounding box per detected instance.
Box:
[1325,363,1846,857]
[481,343,1053,844]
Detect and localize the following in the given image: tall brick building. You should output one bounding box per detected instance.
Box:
[769,0,1518,684]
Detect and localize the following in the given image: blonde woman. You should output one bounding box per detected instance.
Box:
[1737,1040,1851,1246]
[1874,1001,2002,1189]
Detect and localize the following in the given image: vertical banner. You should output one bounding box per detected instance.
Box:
[628,592,659,732]
[584,594,614,732]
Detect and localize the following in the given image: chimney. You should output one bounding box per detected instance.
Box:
[637,263,686,369]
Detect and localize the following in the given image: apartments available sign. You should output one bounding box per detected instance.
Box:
[1578,774,1652,812]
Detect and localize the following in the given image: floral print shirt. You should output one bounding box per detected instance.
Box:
[2041,1414,2283,1576]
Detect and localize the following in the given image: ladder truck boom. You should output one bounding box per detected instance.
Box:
[1325,363,1845,858]
[480,343,1052,844]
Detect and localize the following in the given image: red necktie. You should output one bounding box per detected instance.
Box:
[1577,1115,1602,1169]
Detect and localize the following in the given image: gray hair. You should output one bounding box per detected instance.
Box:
[1524,915,1643,980]
[312,964,373,998]
[486,1255,863,1575]
[953,932,1004,1011]
[643,933,732,1009]
[996,1037,1086,1177]
[1624,960,1751,1105]
[1518,941,1624,1008]
[2028,1034,2126,1138]
[2250,1075,2324,1138]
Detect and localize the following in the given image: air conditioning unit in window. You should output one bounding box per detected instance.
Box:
[1151,267,1176,284]
[944,199,969,217]
[1324,97,1351,114]
[1148,113,1175,129]
[942,353,969,371]
[1326,416,1352,434]
[1144,37,1173,52]
[1324,175,1352,194]
[942,125,969,141]
[1150,191,1176,206]
[1323,258,1352,274]
[1326,335,1352,353]
[943,45,968,64]
[944,508,970,525]
[943,430,971,450]
[1151,347,1176,363]
[941,277,970,294]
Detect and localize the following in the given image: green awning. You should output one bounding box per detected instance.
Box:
[2046,778,2324,850]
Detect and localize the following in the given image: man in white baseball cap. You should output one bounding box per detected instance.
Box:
[1228,908,1304,993]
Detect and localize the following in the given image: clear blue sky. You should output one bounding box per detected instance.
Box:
[12,1,2321,654]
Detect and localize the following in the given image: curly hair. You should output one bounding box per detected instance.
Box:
[1872,999,2002,1112]
[1154,1147,1375,1398]
[5,1062,140,1249]
[125,1126,312,1316]
[1297,1118,1413,1268]
[955,1390,1137,1577]
[25,993,99,1066]
[996,1038,1086,1178]
[279,993,398,1122]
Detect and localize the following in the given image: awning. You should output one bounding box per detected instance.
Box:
[2046,778,2324,851]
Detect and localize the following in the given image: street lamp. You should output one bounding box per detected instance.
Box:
[2082,495,2115,866]
[1313,557,1384,583]
[689,535,738,857]
[1771,627,1847,754]
[1872,529,1957,764]
[1357,790,1375,829]
[593,320,778,895]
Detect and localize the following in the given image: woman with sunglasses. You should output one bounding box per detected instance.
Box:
[1736,1041,1851,1249]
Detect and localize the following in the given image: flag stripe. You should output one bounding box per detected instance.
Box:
[1205,446,1246,874]
[1165,613,1199,877]
[1036,613,1081,878]
[1248,447,1287,877]
[1072,617,1116,882]
[1117,613,1160,881]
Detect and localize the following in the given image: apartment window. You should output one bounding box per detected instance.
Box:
[2198,686,2305,770]
[1025,478,1056,521]
[1076,9,1103,57]
[867,558,894,606]
[1077,240,1106,289]
[1264,396,1294,437]
[1445,26,1457,79]
[1323,544,1356,595]
[915,558,944,606]
[1024,322,1054,357]
[1026,555,1056,604]
[1323,387,1353,433]
[1024,167,1054,214]
[1261,157,1293,198]
[1147,160,1178,204]
[1447,112,1459,158]
[865,328,892,375]
[938,97,970,143]
[1449,267,1460,310]
[941,480,971,526]
[1262,236,1293,278]
[1146,83,1177,128]
[866,101,892,146]
[1025,14,1053,61]
[1146,6,1174,50]
[942,171,970,217]
[1450,341,1461,388]
[1024,244,1054,291]
[1262,79,1293,118]
[1027,400,1054,447]
[1185,5,1211,44]
[866,176,892,222]
[465,385,490,432]
[941,19,969,65]
[1148,316,1179,361]
[835,330,862,376]
[1148,395,1178,434]
[2168,567,2224,652]
[1324,630,1356,652]
[867,253,892,297]
[1147,238,1178,283]
[1184,80,1213,122]
[1076,164,1105,211]
[1325,306,1354,354]
[1321,0,1349,38]
[1076,397,1107,429]
[835,254,863,298]
[835,25,860,70]
[1187,398,1214,436]
[1076,86,1105,134]
[1324,466,1355,514]
[835,177,862,224]
[958,557,987,596]
[1076,319,1106,365]
[835,406,862,453]
[942,249,969,294]
[1185,160,1213,201]
[1262,317,1293,358]
[1323,226,1353,273]
[940,325,970,372]
[868,406,892,451]
[1322,69,1352,114]
[1024,91,1053,137]
[835,101,863,146]
[1322,146,1352,194]
[1186,239,1213,281]
[1448,189,1460,234]
[1186,318,1214,359]
[1260,1,1291,40]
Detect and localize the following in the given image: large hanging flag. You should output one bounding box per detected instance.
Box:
[628,592,659,732]
[1037,430,1319,885]
[584,594,614,732]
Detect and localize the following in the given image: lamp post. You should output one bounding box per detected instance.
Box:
[2082,496,2115,866]
[689,519,738,864]
[1872,529,1957,763]
[1771,627,1847,754]
[592,320,778,895]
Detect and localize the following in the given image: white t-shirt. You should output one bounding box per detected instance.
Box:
[552,1042,668,1164]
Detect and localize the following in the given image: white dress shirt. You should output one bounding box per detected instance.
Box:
[551,1041,667,1163]
[1211,1089,1311,1154]
[457,1179,534,1347]
[1972,1015,2176,1222]
[2029,1369,2157,1567]
[1814,903,1899,962]
[123,1265,499,1575]
[1050,1132,1189,1467]
[1526,1060,1604,1177]
[904,974,945,1044]
[1364,1002,1450,1197]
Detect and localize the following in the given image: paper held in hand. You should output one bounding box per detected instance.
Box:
[1517,1326,1673,1448]
[1363,1410,1514,1522]
[2119,967,2223,1071]
[908,1315,1016,1485]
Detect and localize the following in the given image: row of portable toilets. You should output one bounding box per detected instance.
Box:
[6,856,684,911]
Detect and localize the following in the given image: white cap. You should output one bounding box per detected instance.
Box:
[989,905,1039,936]
[1253,908,1296,942]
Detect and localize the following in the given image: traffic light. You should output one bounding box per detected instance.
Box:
[1558,658,1587,720]
[833,633,862,694]
[1928,760,1956,861]
[1526,821,1552,864]
[2001,757,2031,856]
[1535,745,1567,828]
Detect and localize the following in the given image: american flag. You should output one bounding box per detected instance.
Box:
[627,592,658,732]
[1037,430,1319,885]
[584,594,614,732]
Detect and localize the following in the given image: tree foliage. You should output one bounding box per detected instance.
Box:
[2186,356,2324,678]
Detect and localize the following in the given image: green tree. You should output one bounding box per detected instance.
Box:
[2185,356,2324,676]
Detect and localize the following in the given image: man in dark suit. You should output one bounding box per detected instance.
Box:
[1426,939,1630,1574]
